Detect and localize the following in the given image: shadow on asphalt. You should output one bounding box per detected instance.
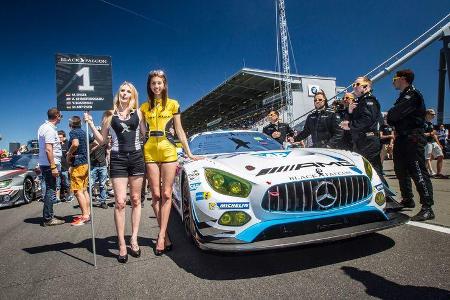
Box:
[159,215,397,280]
[22,235,156,266]
[341,266,450,299]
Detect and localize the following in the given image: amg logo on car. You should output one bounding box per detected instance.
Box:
[256,161,355,176]
[217,202,250,209]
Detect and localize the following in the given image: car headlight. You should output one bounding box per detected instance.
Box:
[218,211,251,226]
[0,179,12,188]
[205,168,252,198]
[375,192,385,206]
[363,158,373,180]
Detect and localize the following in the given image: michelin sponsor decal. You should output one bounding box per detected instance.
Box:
[189,182,201,191]
[252,151,291,158]
[196,192,211,201]
[210,202,250,210]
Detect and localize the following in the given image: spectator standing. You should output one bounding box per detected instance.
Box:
[37,108,65,226]
[262,110,295,145]
[437,124,448,154]
[380,114,395,165]
[387,69,435,221]
[67,116,91,225]
[90,133,109,209]
[424,109,448,179]
[57,130,73,202]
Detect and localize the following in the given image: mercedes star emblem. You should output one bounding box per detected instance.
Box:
[315,181,338,209]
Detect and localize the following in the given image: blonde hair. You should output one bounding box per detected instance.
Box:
[103,81,139,124]
[113,81,138,113]
[355,76,372,88]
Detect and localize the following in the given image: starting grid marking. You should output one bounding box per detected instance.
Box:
[406,221,450,234]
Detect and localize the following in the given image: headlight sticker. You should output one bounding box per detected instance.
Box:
[196,191,211,201]
[188,170,199,180]
[189,182,201,191]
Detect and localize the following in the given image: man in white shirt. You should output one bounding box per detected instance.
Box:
[38,108,65,226]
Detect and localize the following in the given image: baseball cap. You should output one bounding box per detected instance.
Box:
[426,109,436,115]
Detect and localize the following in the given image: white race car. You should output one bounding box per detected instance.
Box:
[172,130,408,252]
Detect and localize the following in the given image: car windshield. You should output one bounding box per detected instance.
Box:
[0,155,32,171]
[189,131,283,155]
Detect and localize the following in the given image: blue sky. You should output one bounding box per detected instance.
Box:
[0,0,449,150]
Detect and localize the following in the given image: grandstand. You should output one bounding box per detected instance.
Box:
[181,67,344,134]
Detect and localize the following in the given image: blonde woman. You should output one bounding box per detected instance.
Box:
[85,82,146,263]
[140,70,200,255]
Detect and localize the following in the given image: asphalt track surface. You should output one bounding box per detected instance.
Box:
[0,161,449,299]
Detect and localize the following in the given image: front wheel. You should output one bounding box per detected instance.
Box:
[22,177,35,204]
[182,174,199,247]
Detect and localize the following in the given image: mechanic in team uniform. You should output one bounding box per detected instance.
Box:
[86,81,146,263]
[140,70,201,255]
[335,92,355,151]
[340,76,386,186]
[262,110,295,145]
[294,90,343,148]
[387,69,434,221]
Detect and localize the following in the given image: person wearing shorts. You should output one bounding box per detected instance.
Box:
[140,70,201,255]
[424,109,448,178]
[85,81,146,263]
[67,116,91,226]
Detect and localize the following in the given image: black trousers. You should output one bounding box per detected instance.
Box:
[355,136,387,186]
[393,134,433,207]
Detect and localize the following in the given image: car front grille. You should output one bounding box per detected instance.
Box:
[261,175,372,212]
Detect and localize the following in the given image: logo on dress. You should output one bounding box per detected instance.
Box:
[120,122,130,133]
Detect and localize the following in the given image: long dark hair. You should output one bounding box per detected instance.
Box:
[147,70,168,110]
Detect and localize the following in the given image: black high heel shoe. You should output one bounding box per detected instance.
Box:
[129,244,141,258]
[117,253,128,263]
[165,233,173,252]
[154,235,165,256]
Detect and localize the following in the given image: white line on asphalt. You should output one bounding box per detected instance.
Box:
[407,221,450,234]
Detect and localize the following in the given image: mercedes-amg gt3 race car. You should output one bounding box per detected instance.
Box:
[172,130,409,252]
[0,154,42,208]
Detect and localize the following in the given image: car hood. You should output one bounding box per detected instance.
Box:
[0,169,26,180]
[205,149,363,183]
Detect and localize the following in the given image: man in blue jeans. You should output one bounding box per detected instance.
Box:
[58,130,74,202]
[37,108,65,226]
[90,135,109,209]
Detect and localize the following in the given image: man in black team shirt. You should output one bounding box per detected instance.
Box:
[387,69,435,221]
[90,132,109,209]
[57,130,73,202]
[263,110,295,145]
[295,90,343,148]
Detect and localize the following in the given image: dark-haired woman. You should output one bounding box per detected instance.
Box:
[140,70,200,255]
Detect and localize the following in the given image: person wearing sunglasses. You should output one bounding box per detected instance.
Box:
[387,69,435,221]
[294,90,343,148]
[262,110,295,145]
[340,76,386,186]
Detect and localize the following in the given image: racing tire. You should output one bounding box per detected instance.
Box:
[22,177,35,204]
[182,174,200,247]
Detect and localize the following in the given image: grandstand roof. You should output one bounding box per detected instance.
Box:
[182,68,336,134]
